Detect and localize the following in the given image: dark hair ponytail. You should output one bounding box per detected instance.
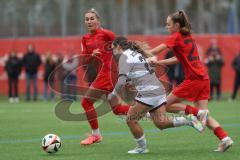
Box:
[170,10,191,35]
[113,36,151,58]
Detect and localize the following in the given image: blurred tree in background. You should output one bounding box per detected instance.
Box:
[0,0,239,38]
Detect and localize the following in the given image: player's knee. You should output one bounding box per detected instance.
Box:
[154,121,168,130]
[81,98,93,108]
[126,116,137,127]
[157,124,166,130]
[165,105,171,112]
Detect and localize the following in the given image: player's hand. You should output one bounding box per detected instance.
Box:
[148,59,159,67]
[92,49,101,56]
[216,54,221,60]
[147,56,157,67]
[125,82,136,92]
[209,55,214,61]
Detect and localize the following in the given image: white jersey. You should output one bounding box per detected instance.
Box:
[118,49,166,102]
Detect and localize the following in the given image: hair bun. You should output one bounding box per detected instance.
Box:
[87,8,100,19]
[90,8,96,12]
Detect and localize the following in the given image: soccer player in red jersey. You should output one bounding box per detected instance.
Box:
[149,10,233,152]
[79,8,130,145]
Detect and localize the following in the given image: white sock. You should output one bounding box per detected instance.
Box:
[173,117,191,127]
[221,136,230,142]
[92,128,100,135]
[178,111,185,116]
[135,135,147,149]
[197,109,208,117]
[145,112,151,118]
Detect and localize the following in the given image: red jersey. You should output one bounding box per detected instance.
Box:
[81,28,115,73]
[165,32,208,80]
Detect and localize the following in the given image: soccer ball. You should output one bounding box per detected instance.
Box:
[42,134,61,153]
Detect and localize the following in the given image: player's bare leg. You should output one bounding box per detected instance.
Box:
[126,102,149,154]
[194,100,233,152]
[166,93,209,129]
[107,94,130,116]
[81,89,130,145]
[126,102,204,154]
[166,98,234,151]
[151,104,204,133]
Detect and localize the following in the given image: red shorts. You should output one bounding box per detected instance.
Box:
[90,72,114,93]
[172,79,210,102]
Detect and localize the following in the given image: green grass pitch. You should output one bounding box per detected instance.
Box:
[0,100,239,160]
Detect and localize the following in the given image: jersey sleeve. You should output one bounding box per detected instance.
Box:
[104,29,116,41]
[165,32,178,49]
[81,37,88,55]
[113,54,133,94]
[118,54,133,77]
[80,37,91,64]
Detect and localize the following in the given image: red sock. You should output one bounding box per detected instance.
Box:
[112,104,130,115]
[214,126,228,140]
[185,105,199,116]
[81,98,98,129]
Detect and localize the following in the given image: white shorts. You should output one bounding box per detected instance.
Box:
[135,94,167,112]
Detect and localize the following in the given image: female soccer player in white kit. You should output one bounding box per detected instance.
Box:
[109,37,204,154]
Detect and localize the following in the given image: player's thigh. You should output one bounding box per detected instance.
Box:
[166,103,186,113]
[166,92,184,106]
[194,100,208,109]
[107,94,123,107]
[84,88,106,102]
[127,102,149,121]
[150,104,168,123]
[166,93,185,112]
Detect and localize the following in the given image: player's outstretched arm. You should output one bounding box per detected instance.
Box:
[149,43,168,55]
[108,75,127,100]
[149,56,178,67]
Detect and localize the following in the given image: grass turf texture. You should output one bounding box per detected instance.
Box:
[0,100,239,160]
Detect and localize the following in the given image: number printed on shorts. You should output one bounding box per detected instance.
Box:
[184,39,200,61]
